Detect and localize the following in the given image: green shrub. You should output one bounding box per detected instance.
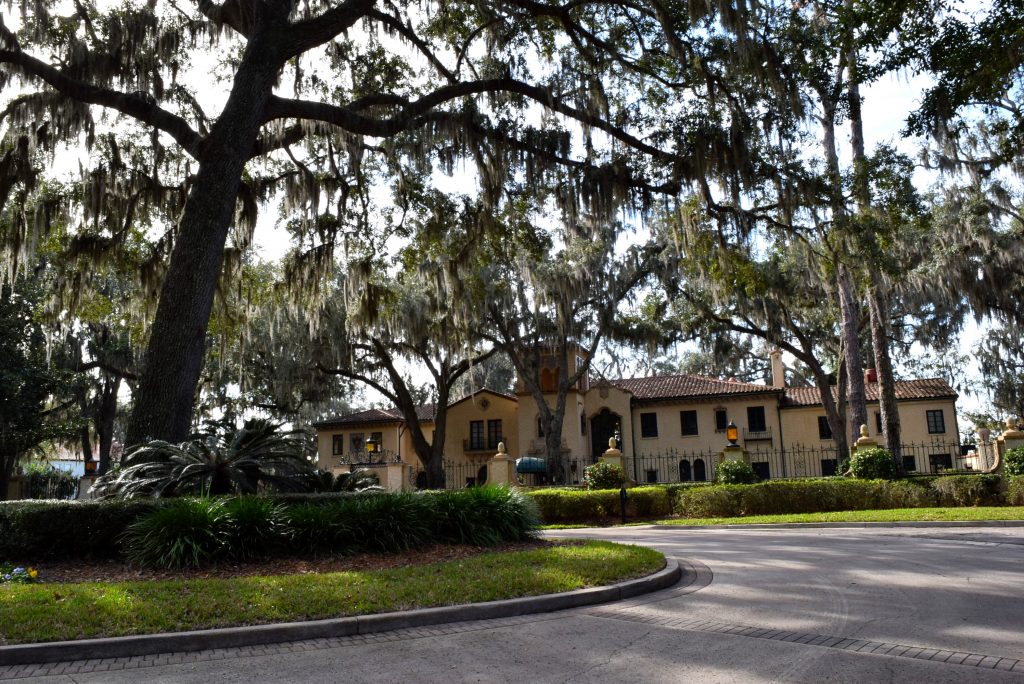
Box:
[1004,446,1024,476]
[222,496,288,560]
[674,485,745,517]
[1007,476,1024,505]
[346,492,435,553]
[931,474,1004,506]
[121,498,231,569]
[284,501,356,554]
[582,462,626,490]
[879,478,938,508]
[716,460,758,484]
[430,486,540,545]
[0,499,162,560]
[625,487,672,518]
[848,447,897,480]
[528,488,617,522]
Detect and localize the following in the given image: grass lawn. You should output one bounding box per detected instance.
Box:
[651,506,1024,526]
[0,541,663,645]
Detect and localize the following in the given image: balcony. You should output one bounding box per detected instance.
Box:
[463,438,503,453]
[337,448,401,465]
[743,427,773,442]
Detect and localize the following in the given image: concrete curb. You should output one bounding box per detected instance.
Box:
[646,520,1024,531]
[0,560,681,666]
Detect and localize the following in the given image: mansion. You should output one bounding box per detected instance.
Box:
[313,351,961,487]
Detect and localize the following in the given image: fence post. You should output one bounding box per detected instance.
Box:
[991,418,1024,474]
[487,442,516,486]
[850,424,878,456]
[600,437,624,470]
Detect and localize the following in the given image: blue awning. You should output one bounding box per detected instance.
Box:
[516,457,546,474]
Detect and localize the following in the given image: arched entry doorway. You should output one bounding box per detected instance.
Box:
[694,458,707,482]
[679,459,692,482]
[590,408,622,461]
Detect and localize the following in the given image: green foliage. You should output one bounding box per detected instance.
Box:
[1004,447,1024,477]
[847,447,897,480]
[222,497,288,560]
[344,493,435,553]
[121,498,232,569]
[1007,476,1024,506]
[329,468,383,493]
[429,486,540,546]
[715,460,758,484]
[21,462,78,500]
[527,486,672,523]
[930,474,1004,507]
[0,499,161,560]
[582,462,626,490]
[93,419,318,498]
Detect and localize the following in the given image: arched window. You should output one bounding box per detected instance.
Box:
[694,459,707,482]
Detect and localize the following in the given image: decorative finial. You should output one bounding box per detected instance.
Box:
[608,436,617,449]
[497,442,506,455]
[1008,418,1018,431]
[860,424,869,438]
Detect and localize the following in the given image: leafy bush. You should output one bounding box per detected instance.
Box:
[429,486,540,546]
[92,419,319,498]
[931,474,1004,507]
[877,478,938,508]
[121,498,232,569]
[345,493,435,553]
[222,496,288,560]
[674,485,746,517]
[1007,476,1024,505]
[0,499,161,560]
[528,488,618,522]
[331,468,383,492]
[848,447,897,480]
[284,501,356,554]
[716,460,758,484]
[22,461,78,500]
[625,487,672,518]
[582,462,626,490]
[1004,446,1024,476]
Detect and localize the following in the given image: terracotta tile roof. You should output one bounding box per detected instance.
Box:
[313,388,516,429]
[612,374,781,402]
[782,378,957,407]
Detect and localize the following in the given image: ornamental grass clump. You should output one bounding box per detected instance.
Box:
[430,486,540,546]
[121,498,232,569]
[222,496,289,560]
[847,447,897,480]
[582,462,626,490]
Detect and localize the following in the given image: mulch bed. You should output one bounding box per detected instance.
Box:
[28,540,560,585]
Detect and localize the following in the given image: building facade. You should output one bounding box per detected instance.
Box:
[314,356,961,485]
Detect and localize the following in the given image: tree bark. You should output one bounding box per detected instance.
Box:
[97,375,120,474]
[0,457,12,501]
[837,264,868,444]
[126,40,283,447]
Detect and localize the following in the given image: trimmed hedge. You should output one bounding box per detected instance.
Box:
[1,487,539,565]
[527,474,1019,523]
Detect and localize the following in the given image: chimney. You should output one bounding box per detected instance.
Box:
[865,368,878,384]
[769,349,785,388]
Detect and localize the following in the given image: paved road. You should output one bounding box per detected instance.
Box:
[4,525,1023,683]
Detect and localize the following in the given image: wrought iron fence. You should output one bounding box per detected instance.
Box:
[626,440,980,484]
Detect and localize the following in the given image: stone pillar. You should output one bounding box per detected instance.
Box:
[600,437,623,470]
[719,444,748,465]
[488,442,516,486]
[77,476,97,500]
[850,424,878,456]
[991,418,1024,474]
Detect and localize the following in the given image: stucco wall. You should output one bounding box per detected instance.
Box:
[443,392,519,465]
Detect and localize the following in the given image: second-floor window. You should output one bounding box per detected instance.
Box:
[680,410,698,436]
[747,406,767,433]
[640,412,658,438]
[927,410,946,434]
[332,435,344,455]
[349,433,364,453]
[470,421,485,449]
[817,416,832,440]
[875,411,883,434]
[715,409,728,432]
[487,419,503,449]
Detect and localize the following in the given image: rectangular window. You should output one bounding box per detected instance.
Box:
[487,419,502,449]
[751,462,771,480]
[902,455,917,472]
[929,453,952,472]
[875,411,883,434]
[349,433,364,454]
[332,435,344,455]
[926,410,946,434]
[680,410,698,436]
[581,413,587,435]
[817,416,833,440]
[470,421,485,450]
[640,412,658,438]
[537,416,545,438]
[371,431,383,448]
[715,409,728,432]
[820,459,838,476]
[747,406,767,433]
